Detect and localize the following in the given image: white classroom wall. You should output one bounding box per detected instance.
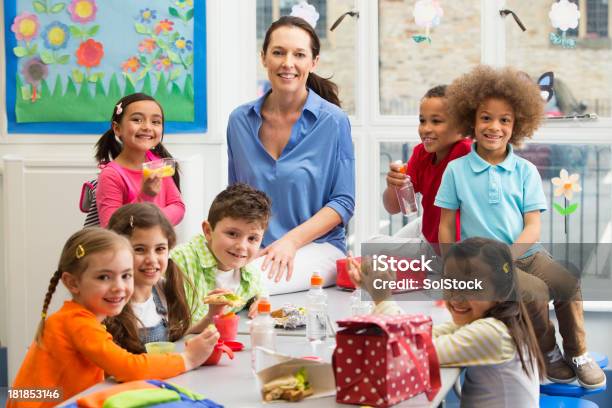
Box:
[0,1,257,381]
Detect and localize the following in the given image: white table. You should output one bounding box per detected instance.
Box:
[63,289,460,407]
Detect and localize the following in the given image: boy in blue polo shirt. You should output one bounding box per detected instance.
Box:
[435,65,604,389]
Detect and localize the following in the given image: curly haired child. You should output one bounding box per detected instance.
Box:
[435,65,605,388]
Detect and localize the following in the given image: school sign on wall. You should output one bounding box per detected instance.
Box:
[4,0,207,133]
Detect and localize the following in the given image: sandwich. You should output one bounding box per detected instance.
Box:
[203,292,243,308]
[262,368,313,402]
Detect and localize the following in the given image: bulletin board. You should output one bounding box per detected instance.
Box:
[4,0,206,133]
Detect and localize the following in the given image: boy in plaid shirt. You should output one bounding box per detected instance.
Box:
[171,184,271,329]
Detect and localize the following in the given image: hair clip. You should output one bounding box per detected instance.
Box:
[502,262,510,273]
[115,102,123,115]
[76,244,86,259]
[41,312,47,319]
[129,215,134,229]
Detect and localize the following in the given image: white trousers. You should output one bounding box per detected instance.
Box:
[254,242,345,295]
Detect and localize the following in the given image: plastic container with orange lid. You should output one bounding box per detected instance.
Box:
[257,298,271,313]
[250,297,276,370]
[306,273,327,342]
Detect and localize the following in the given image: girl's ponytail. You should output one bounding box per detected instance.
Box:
[164,259,193,341]
[95,129,122,165]
[35,269,62,344]
[307,73,340,108]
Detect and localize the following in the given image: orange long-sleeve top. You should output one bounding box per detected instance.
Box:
[9,301,185,408]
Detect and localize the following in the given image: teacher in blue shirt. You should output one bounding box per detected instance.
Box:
[227,16,355,294]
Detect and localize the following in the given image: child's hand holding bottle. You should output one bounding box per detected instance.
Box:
[248,297,263,319]
[347,253,394,305]
[386,160,408,188]
[388,160,417,215]
[182,325,220,370]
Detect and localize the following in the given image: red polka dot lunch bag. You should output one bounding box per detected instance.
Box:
[332,314,440,407]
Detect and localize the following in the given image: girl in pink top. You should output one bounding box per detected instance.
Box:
[94,93,185,227]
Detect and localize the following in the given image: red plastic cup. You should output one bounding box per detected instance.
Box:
[203,340,235,365]
[336,257,361,290]
[213,313,240,341]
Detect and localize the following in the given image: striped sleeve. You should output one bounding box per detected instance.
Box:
[433,317,516,367]
[372,300,403,315]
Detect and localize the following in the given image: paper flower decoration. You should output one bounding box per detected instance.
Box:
[68,0,98,24]
[173,37,193,53]
[122,57,140,73]
[155,19,174,35]
[21,57,48,102]
[175,0,193,9]
[139,8,157,23]
[11,12,40,42]
[412,0,443,44]
[76,38,104,68]
[290,1,320,29]
[549,0,580,31]
[42,22,70,51]
[154,56,172,71]
[552,169,581,226]
[549,0,580,48]
[139,38,157,53]
[22,57,48,86]
[552,169,582,201]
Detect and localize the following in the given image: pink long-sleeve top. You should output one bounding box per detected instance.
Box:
[96,162,185,227]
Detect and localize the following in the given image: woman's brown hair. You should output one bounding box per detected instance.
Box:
[94,92,181,190]
[36,228,132,344]
[262,16,341,107]
[443,237,545,379]
[105,203,194,353]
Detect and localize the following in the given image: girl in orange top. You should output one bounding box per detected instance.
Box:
[9,228,219,408]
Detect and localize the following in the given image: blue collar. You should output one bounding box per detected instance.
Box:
[249,88,321,120]
[468,143,517,173]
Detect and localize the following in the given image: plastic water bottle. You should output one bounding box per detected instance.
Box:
[350,288,372,316]
[395,177,418,216]
[306,273,328,343]
[393,160,418,216]
[250,298,276,371]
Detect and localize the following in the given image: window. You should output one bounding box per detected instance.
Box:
[378,0,481,116]
[586,0,609,38]
[563,0,610,40]
[507,1,612,117]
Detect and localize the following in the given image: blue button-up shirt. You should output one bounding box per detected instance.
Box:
[227,90,355,253]
[435,143,547,258]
